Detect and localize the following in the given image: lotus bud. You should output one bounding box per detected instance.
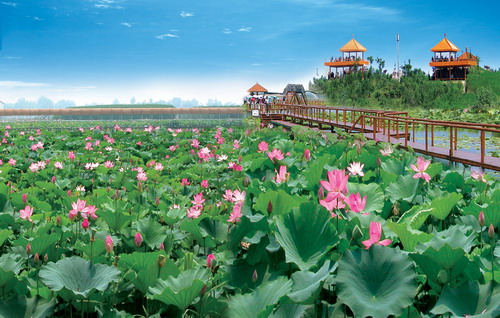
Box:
[155,196,160,206]
[201,284,207,295]
[134,233,143,248]
[318,187,325,200]
[488,224,495,240]
[105,235,114,253]
[67,190,72,197]
[158,254,166,268]
[244,176,249,187]
[114,255,119,267]
[159,242,165,250]
[56,216,62,226]
[252,269,258,283]
[479,211,485,227]
[137,181,142,192]
[44,253,48,263]
[51,176,56,183]
[34,252,40,264]
[114,189,119,200]
[352,225,363,241]
[304,149,311,161]
[437,269,448,284]
[377,157,382,167]
[81,219,89,229]
[26,243,32,255]
[267,201,273,214]
[206,254,216,270]
[22,193,28,203]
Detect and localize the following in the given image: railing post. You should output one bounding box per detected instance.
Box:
[480,130,485,163]
[388,119,391,143]
[373,116,376,141]
[449,126,453,157]
[454,127,458,150]
[425,124,428,151]
[405,121,408,147]
[431,125,434,146]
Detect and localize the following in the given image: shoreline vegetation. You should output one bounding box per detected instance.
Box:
[311,65,500,124]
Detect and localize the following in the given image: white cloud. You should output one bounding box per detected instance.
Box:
[1,2,17,7]
[121,22,132,28]
[32,16,43,21]
[0,81,50,88]
[180,11,194,18]
[222,28,232,35]
[156,34,179,39]
[50,86,97,92]
[3,56,21,59]
[251,63,262,66]
[238,27,251,32]
[95,4,111,9]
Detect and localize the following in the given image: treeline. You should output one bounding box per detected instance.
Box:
[311,62,499,110]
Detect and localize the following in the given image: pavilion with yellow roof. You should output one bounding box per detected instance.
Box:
[324,37,370,79]
[429,34,478,80]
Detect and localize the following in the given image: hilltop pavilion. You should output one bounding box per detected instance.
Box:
[429,35,478,80]
[324,38,370,79]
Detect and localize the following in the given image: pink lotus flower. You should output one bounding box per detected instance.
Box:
[227,202,243,223]
[206,254,216,269]
[232,190,246,203]
[137,171,148,181]
[362,222,392,249]
[68,151,75,160]
[319,197,345,212]
[181,178,190,186]
[187,205,202,219]
[8,158,16,166]
[258,141,268,153]
[69,199,87,220]
[379,145,393,156]
[19,205,33,222]
[275,166,289,184]
[345,193,367,213]
[134,233,143,248]
[233,140,240,149]
[201,180,209,188]
[192,193,205,205]
[154,163,164,171]
[54,162,63,169]
[104,161,115,168]
[471,168,487,183]
[267,148,284,161]
[347,162,364,177]
[22,193,28,203]
[410,157,431,182]
[320,169,349,200]
[105,235,114,253]
[81,205,98,220]
[191,139,200,148]
[223,189,234,202]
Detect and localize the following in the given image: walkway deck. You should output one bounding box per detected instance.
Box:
[263,104,500,171]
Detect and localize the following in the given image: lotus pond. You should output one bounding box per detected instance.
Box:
[0,122,498,317]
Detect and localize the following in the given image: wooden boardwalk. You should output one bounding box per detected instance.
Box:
[261,104,500,171]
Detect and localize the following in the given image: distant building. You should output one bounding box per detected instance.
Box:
[324,37,370,79]
[429,35,478,80]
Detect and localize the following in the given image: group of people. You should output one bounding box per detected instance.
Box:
[243,95,283,113]
[330,56,362,62]
[431,55,457,62]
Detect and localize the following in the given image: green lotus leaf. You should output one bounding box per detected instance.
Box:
[136,217,167,249]
[398,206,433,229]
[417,225,475,253]
[429,192,462,220]
[269,304,309,318]
[431,281,500,317]
[0,296,55,318]
[274,202,338,271]
[387,222,433,252]
[39,256,121,297]
[348,182,385,213]
[14,233,59,256]
[336,245,417,318]
[255,190,307,216]
[0,254,23,274]
[386,175,419,203]
[0,229,12,247]
[228,277,293,318]
[199,217,228,244]
[149,268,210,310]
[410,244,469,289]
[99,202,133,232]
[287,260,336,304]
[119,252,179,294]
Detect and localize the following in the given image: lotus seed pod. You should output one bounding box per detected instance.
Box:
[158,255,166,268]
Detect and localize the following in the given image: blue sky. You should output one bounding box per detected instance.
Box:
[0,0,498,105]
